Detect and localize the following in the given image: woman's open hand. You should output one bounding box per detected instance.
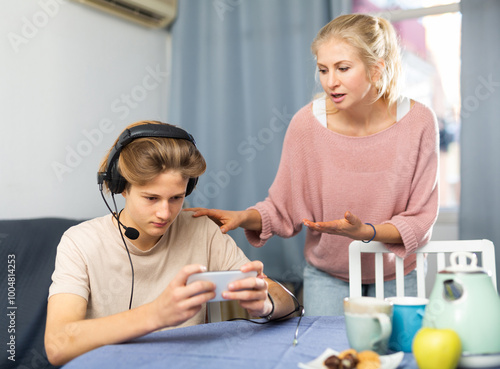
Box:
[303,211,373,240]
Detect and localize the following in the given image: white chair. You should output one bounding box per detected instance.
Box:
[349,239,497,299]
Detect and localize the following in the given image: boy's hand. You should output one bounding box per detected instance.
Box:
[222,260,273,318]
[151,264,216,328]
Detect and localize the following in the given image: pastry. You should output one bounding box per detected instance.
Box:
[356,351,380,369]
[323,349,380,369]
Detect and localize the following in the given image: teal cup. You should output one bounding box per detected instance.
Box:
[385,296,428,352]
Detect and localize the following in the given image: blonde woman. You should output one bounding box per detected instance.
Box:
[187,14,439,316]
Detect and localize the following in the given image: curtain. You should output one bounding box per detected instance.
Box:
[168,0,350,283]
[459,0,500,290]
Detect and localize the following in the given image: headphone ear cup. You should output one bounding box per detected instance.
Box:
[108,162,127,194]
[186,177,198,196]
[111,175,127,194]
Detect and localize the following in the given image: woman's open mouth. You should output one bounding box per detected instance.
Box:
[331,93,346,103]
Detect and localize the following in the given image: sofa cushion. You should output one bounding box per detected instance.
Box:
[0,218,82,369]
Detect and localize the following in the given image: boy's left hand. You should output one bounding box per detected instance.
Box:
[222,260,273,318]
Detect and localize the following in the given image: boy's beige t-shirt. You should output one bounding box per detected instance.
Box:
[49,211,250,328]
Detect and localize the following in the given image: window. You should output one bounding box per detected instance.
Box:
[353,0,462,209]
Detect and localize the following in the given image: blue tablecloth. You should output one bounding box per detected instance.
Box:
[61,316,420,369]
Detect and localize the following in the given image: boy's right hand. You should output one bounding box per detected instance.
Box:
[151,264,216,328]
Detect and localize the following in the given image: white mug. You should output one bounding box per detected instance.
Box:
[343,297,393,354]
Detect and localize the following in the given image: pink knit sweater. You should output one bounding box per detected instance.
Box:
[245,101,439,283]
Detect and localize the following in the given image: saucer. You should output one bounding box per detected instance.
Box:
[459,352,500,368]
[298,348,404,369]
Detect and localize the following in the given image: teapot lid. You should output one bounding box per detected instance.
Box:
[440,251,488,275]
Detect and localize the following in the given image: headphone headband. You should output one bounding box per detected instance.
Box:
[98,123,199,195]
[116,123,196,147]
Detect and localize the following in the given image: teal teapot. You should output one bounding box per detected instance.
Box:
[423,251,500,356]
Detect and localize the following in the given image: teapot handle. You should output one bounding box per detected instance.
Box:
[450,251,477,268]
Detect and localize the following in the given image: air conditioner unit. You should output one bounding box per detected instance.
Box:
[72,0,178,28]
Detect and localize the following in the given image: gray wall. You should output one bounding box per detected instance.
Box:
[1,1,171,220]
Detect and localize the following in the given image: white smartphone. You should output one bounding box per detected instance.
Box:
[186,270,258,302]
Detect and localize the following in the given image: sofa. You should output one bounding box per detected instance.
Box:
[0,218,82,369]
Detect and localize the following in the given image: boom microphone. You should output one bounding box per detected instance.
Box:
[98,183,140,240]
[109,206,140,240]
[117,219,139,240]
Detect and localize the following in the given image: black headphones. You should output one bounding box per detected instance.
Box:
[97,123,199,196]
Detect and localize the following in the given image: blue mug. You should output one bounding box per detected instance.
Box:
[385,296,428,352]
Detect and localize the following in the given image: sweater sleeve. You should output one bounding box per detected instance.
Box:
[384,106,440,258]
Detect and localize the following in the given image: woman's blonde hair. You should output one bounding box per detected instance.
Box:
[99,120,206,193]
[311,13,402,107]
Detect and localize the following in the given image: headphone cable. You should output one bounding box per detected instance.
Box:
[228,277,304,346]
[99,184,135,310]
[112,195,135,311]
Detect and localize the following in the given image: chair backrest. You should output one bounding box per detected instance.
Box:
[349,239,497,299]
